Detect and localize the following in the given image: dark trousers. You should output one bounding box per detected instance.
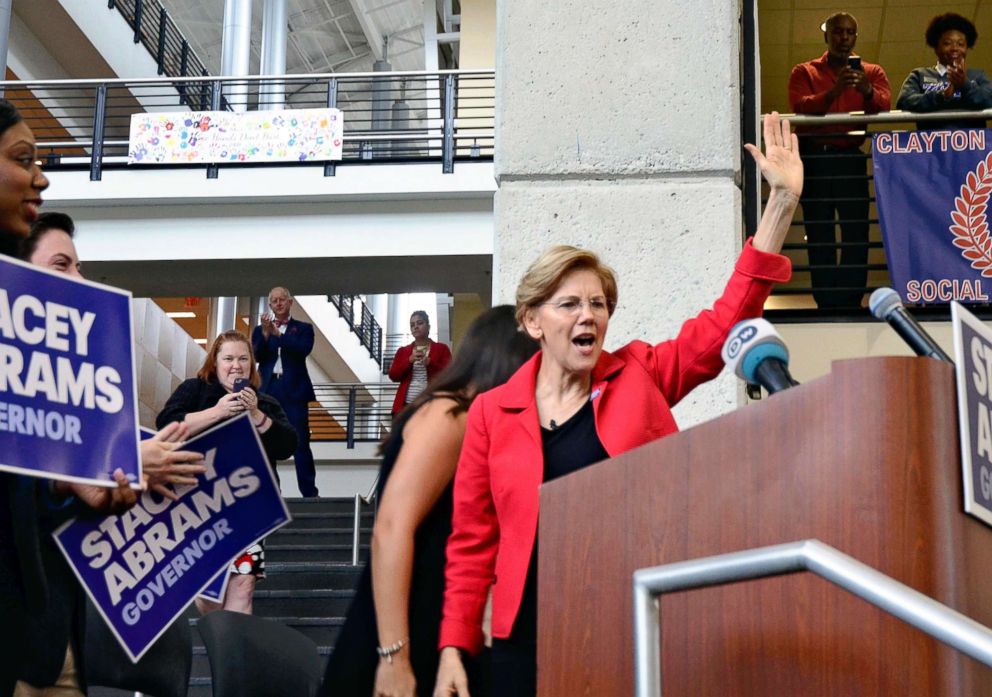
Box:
[491,637,536,697]
[799,143,870,309]
[267,378,318,497]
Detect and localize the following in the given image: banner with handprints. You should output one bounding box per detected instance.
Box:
[128,108,343,164]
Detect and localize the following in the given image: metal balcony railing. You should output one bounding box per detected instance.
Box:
[752,108,992,319]
[382,332,408,373]
[329,295,384,366]
[107,0,209,81]
[2,70,495,181]
[309,382,397,448]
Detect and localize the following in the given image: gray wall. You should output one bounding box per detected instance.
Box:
[493,0,746,426]
[133,298,206,428]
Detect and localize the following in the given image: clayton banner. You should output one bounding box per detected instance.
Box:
[0,255,140,487]
[54,415,290,661]
[873,129,992,305]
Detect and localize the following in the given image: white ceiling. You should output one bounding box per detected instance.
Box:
[759,1,992,114]
[160,0,427,77]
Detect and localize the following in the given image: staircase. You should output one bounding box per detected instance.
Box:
[90,497,373,697]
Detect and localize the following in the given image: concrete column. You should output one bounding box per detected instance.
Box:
[372,58,393,156]
[0,0,11,91]
[221,0,252,112]
[494,0,744,426]
[208,296,239,342]
[260,0,287,110]
[248,296,268,332]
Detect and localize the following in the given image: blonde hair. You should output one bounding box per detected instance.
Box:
[514,245,618,327]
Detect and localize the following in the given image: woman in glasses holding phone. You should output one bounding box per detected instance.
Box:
[157,329,297,614]
[433,113,801,697]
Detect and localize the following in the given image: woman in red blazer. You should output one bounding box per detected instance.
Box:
[433,113,803,697]
[389,311,453,416]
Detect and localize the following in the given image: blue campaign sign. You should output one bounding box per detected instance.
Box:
[198,566,231,603]
[53,415,290,662]
[873,130,992,305]
[952,301,992,528]
[0,255,140,487]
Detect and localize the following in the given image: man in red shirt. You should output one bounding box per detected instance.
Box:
[789,12,891,309]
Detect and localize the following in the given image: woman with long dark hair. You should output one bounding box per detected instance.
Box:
[321,305,538,697]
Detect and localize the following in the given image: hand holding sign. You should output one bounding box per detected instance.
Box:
[141,422,207,500]
[54,468,139,516]
[53,415,289,663]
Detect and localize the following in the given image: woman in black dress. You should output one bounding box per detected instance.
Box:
[321,306,538,697]
[156,329,297,614]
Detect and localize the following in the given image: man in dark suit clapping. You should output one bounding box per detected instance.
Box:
[252,287,319,497]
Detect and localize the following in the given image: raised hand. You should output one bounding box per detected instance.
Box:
[745,111,803,254]
[744,111,803,201]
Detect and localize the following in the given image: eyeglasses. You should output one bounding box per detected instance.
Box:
[540,297,611,316]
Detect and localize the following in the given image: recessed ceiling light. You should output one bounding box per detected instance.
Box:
[194,338,208,345]
[167,312,197,318]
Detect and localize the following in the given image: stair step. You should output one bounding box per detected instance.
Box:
[285,497,377,516]
[189,615,347,647]
[284,510,374,528]
[253,588,356,617]
[263,561,364,591]
[269,527,372,546]
[265,543,369,563]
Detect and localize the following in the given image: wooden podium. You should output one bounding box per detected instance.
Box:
[537,357,992,696]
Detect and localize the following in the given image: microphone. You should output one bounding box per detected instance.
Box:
[721,318,800,395]
[868,288,953,363]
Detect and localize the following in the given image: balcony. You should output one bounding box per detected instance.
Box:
[750,107,992,321]
[2,70,495,181]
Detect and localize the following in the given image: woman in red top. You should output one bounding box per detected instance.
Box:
[432,113,803,697]
[389,311,453,416]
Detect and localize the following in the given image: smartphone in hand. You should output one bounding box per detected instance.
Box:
[847,55,862,71]
[233,378,250,393]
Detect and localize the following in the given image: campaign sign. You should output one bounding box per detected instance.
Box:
[53,415,290,661]
[0,255,140,487]
[952,301,992,527]
[198,567,231,603]
[139,428,230,602]
[872,129,992,305]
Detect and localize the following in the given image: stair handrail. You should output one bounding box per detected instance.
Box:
[632,539,992,697]
[351,475,380,566]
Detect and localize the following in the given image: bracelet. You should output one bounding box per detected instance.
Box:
[376,637,409,663]
[253,414,269,429]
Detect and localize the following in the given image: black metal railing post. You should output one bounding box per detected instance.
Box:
[180,41,189,77]
[178,40,190,104]
[207,80,222,179]
[90,84,108,182]
[156,8,168,75]
[325,77,338,177]
[199,69,210,111]
[346,387,357,449]
[133,0,144,44]
[442,73,455,174]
